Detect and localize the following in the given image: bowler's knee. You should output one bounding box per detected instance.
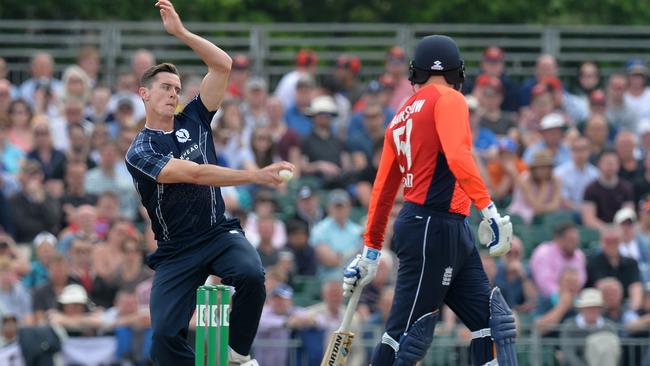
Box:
[234,263,265,293]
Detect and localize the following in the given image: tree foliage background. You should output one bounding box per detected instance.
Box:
[1,0,649,24]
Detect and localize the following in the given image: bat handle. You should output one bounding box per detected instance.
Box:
[338,286,363,333]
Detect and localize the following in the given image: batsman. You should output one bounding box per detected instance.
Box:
[343,35,517,366]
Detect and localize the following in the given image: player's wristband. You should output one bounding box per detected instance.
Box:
[480,202,499,220]
[362,246,381,262]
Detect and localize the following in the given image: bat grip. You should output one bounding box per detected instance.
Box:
[338,286,363,333]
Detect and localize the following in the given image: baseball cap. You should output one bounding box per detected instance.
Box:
[296,74,316,89]
[298,185,314,199]
[614,206,637,224]
[625,58,647,76]
[58,284,89,305]
[539,113,566,130]
[33,231,57,248]
[336,54,361,75]
[271,284,293,299]
[575,288,604,308]
[327,189,350,206]
[497,137,517,154]
[232,54,250,70]
[245,77,267,92]
[476,74,503,93]
[482,46,505,62]
[589,89,606,106]
[387,46,406,63]
[296,49,318,68]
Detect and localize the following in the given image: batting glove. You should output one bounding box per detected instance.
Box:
[342,246,380,297]
[478,202,513,257]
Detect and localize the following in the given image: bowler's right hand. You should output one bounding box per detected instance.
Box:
[254,162,295,187]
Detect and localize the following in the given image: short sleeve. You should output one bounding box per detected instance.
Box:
[582,183,596,203]
[181,95,217,129]
[125,135,172,182]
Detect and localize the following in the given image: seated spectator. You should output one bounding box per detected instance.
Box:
[523,113,571,167]
[26,118,66,183]
[383,46,411,111]
[0,256,31,323]
[507,149,562,224]
[633,151,650,205]
[68,236,117,309]
[475,75,516,136]
[293,185,325,230]
[0,313,17,348]
[560,288,620,366]
[255,214,279,268]
[85,86,116,125]
[0,116,25,176]
[534,267,581,337]
[463,46,519,112]
[92,219,133,281]
[212,99,253,169]
[624,58,650,120]
[596,277,637,326]
[49,97,93,152]
[32,253,73,324]
[301,95,351,186]
[582,149,634,231]
[554,137,599,214]
[487,137,527,204]
[586,226,643,312]
[494,236,537,313]
[275,49,318,113]
[347,103,386,174]
[583,114,611,163]
[57,204,99,254]
[111,237,152,293]
[22,231,57,289]
[467,95,498,160]
[0,78,13,118]
[249,126,280,171]
[18,52,63,107]
[606,73,638,133]
[283,220,317,276]
[616,130,643,182]
[530,222,586,298]
[349,79,395,133]
[614,207,645,264]
[244,190,287,249]
[519,54,559,108]
[240,77,269,129]
[284,74,316,137]
[101,290,151,365]
[0,234,30,279]
[636,198,650,281]
[256,284,297,366]
[94,191,120,240]
[7,99,33,152]
[333,53,364,107]
[266,97,302,171]
[46,284,103,337]
[310,190,363,279]
[9,159,61,243]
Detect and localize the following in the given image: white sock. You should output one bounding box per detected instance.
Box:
[229,348,251,363]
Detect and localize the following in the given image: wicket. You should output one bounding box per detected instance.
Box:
[195,285,231,366]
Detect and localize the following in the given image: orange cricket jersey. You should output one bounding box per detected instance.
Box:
[364,84,492,249]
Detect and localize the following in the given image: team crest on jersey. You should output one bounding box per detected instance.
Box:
[176,129,191,143]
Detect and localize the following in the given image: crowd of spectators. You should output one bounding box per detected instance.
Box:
[2,42,650,365]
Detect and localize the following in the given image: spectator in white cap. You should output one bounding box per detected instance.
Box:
[22,231,57,289]
[241,76,269,129]
[614,207,644,263]
[606,73,639,132]
[560,288,620,366]
[47,283,103,337]
[523,112,572,167]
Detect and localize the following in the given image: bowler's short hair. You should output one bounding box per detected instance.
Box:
[140,63,179,87]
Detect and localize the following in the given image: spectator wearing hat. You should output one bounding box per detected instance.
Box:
[487,137,527,203]
[348,80,395,138]
[554,137,599,214]
[255,284,298,366]
[300,95,351,185]
[333,54,363,106]
[508,148,562,224]
[475,75,517,137]
[464,46,520,112]
[560,288,621,366]
[293,185,324,229]
[582,149,634,230]
[309,189,362,279]
[265,96,302,171]
[606,73,639,133]
[614,207,645,263]
[586,226,643,312]
[624,58,650,119]
[31,253,73,324]
[275,49,318,112]
[384,46,412,111]
[615,130,642,182]
[283,220,317,276]
[284,74,316,137]
[519,54,559,107]
[523,112,572,167]
[241,76,269,129]
[0,255,31,322]
[46,283,103,337]
[9,159,61,243]
[22,231,58,289]
[530,222,587,298]
[227,53,251,99]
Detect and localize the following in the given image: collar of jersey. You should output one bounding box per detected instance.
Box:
[144,126,174,135]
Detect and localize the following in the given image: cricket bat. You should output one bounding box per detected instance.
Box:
[320,287,363,366]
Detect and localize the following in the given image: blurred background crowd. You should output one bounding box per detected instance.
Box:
[1,43,650,365]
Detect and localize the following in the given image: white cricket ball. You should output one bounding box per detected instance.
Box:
[279,169,293,182]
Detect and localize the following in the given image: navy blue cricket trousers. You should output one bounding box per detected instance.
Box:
[148,220,265,366]
[374,203,494,365]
